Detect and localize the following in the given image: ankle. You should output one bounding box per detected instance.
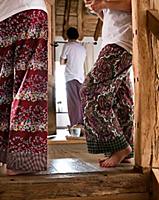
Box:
[122,145,132,157]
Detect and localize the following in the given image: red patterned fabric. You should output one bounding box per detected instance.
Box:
[80,44,134,158]
[0,10,48,172]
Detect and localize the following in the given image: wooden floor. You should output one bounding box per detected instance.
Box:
[0,129,135,175]
[0,166,150,200]
[0,129,150,200]
[47,129,134,172]
[0,159,150,200]
[1,144,134,176]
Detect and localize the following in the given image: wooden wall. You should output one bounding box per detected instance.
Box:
[55,0,99,40]
[132,0,159,168]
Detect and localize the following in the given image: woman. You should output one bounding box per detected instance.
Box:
[81,0,134,167]
[0,0,48,175]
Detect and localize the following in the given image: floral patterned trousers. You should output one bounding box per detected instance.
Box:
[0,10,48,172]
[80,44,134,158]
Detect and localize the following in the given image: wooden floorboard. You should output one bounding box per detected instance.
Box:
[34,193,150,200]
[0,156,150,200]
[0,168,150,200]
[0,158,134,176]
[48,142,134,173]
[0,136,150,200]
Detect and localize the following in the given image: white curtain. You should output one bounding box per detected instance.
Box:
[83,42,94,76]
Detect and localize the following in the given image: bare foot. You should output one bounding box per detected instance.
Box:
[99,146,132,168]
[99,156,132,164]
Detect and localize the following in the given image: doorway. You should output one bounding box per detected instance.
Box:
[52,36,102,139]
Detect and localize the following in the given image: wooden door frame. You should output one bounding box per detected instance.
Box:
[46,0,56,135]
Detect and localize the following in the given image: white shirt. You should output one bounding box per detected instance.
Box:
[102,9,132,53]
[60,41,86,83]
[0,0,47,22]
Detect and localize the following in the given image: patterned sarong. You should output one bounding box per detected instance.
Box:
[66,79,83,126]
[80,44,134,158]
[0,10,48,172]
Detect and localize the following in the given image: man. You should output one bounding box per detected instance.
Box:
[60,27,86,127]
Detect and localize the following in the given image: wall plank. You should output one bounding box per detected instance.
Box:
[55,0,99,39]
[46,0,56,134]
[132,0,159,168]
[148,1,159,169]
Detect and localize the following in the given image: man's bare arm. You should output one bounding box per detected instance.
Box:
[84,0,131,13]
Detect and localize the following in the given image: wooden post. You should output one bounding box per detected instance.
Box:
[146,8,159,169]
[151,169,159,200]
[147,10,159,40]
[62,0,71,40]
[45,0,56,135]
[132,0,159,168]
[94,18,102,41]
[77,0,84,40]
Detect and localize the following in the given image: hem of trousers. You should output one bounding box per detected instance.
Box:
[6,151,47,172]
[86,134,134,158]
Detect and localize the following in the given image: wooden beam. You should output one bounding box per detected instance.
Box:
[94,18,103,41]
[151,169,159,200]
[0,172,149,200]
[152,169,159,184]
[45,0,53,5]
[62,0,71,40]
[45,0,56,134]
[132,0,159,169]
[147,10,159,40]
[33,193,149,200]
[77,0,84,40]
[56,0,98,38]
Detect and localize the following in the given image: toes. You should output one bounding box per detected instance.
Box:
[98,157,109,163]
[98,158,110,167]
[100,159,111,168]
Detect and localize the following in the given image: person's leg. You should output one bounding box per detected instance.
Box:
[3,10,48,175]
[66,80,83,126]
[114,70,134,154]
[0,21,14,165]
[80,44,133,167]
[99,69,134,167]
